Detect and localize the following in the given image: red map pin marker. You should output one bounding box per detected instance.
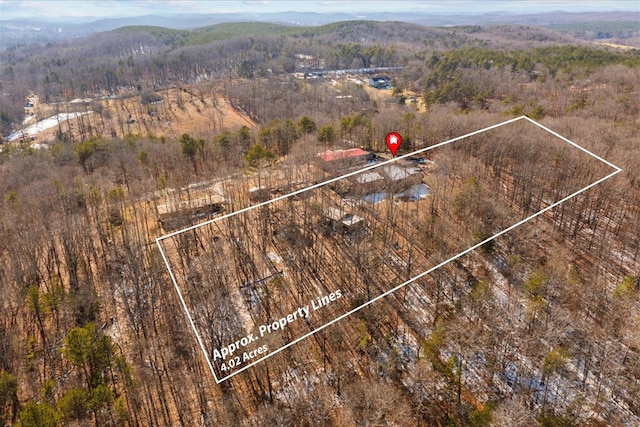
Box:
[385,132,402,157]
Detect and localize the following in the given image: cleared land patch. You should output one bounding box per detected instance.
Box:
[7,85,255,144]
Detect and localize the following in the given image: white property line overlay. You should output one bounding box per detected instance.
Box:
[156,116,622,383]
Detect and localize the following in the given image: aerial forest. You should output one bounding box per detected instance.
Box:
[0,19,639,426]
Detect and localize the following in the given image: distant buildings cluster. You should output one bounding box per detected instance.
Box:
[24,93,39,116]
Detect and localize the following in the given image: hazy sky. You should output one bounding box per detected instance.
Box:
[1,0,638,20]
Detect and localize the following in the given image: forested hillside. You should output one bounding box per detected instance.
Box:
[0,20,639,426]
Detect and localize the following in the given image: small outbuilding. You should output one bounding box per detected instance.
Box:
[323,207,365,235]
[369,76,390,89]
[157,195,224,231]
[24,93,39,116]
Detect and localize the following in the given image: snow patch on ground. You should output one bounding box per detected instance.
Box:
[7,111,92,141]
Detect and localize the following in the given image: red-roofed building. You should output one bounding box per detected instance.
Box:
[318,148,368,162]
[317,148,370,172]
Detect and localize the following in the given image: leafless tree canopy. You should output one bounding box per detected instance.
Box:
[0,19,639,427]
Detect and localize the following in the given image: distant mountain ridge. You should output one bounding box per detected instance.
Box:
[1,10,638,48]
